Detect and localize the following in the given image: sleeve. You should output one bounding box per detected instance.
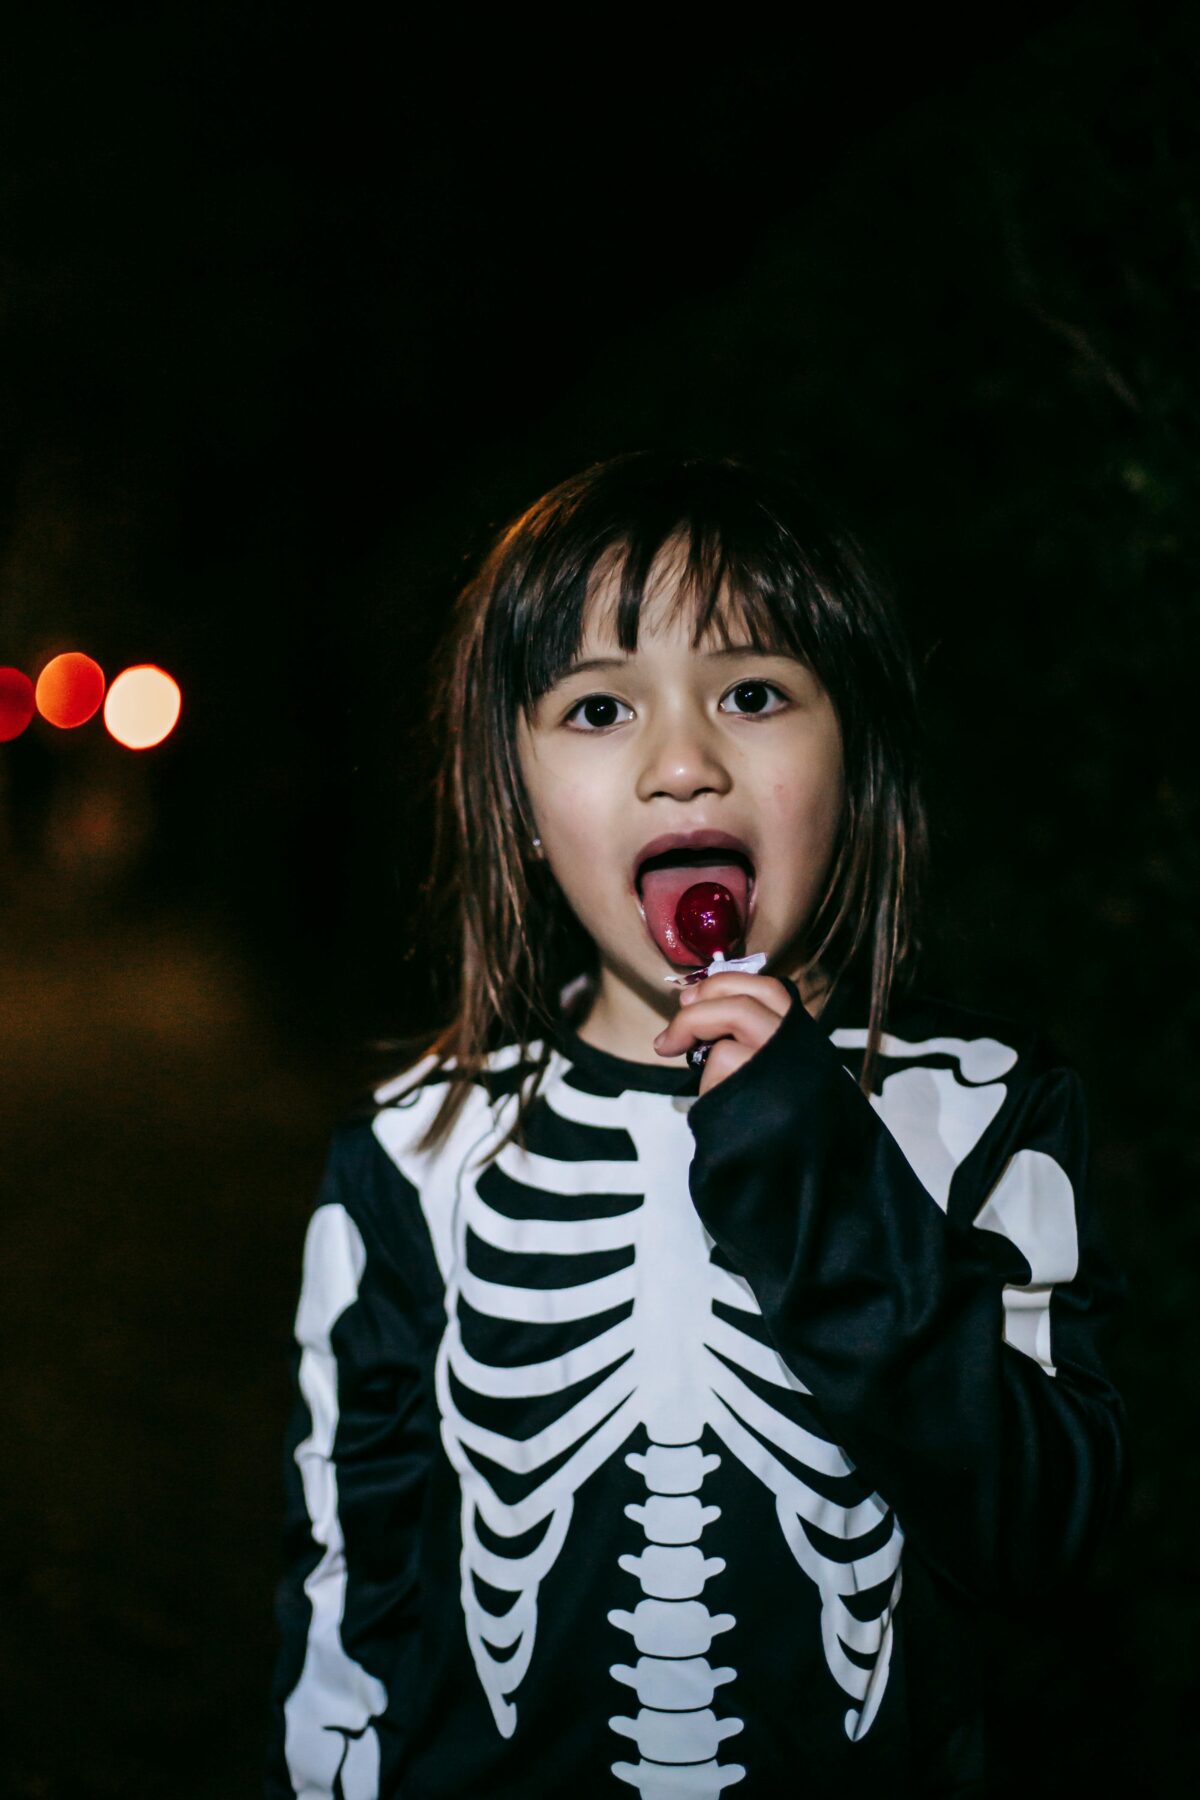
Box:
[685,996,1128,1607]
[265,1123,437,1799]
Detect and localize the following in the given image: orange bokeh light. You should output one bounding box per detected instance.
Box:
[103,664,182,750]
[0,667,36,742]
[35,652,106,728]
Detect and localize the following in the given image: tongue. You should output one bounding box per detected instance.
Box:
[639,861,750,965]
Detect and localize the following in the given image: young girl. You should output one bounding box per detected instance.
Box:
[266,452,1126,1799]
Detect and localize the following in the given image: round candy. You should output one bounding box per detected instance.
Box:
[675,881,743,959]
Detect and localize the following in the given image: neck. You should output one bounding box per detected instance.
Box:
[575,967,685,1066]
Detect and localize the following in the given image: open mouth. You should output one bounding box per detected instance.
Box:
[635,846,756,966]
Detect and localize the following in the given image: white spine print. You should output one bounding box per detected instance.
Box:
[374,1057,910,1763]
[609,1442,743,1795]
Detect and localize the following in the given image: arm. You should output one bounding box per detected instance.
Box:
[266,1126,436,1798]
[685,994,1128,1606]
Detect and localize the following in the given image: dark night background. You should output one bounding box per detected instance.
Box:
[2,5,1195,1794]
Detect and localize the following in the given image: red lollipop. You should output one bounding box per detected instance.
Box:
[675,881,743,961]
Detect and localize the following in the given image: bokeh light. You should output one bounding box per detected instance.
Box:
[103,664,182,750]
[35,652,106,728]
[0,667,36,742]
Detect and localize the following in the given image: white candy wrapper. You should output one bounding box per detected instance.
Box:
[664,948,768,987]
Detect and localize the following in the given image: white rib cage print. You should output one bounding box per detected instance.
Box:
[271,1008,1092,1800]
[375,1045,923,1793]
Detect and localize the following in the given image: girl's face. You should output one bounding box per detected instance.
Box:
[516,548,846,1034]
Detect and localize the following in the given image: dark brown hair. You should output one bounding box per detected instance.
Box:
[387,450,929,1153]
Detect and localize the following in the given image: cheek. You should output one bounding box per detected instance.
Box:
[536,778,624,903]
[768,762,842,841]
[540,778,601,844]
[521,739,587,834]
[787,719,842,830]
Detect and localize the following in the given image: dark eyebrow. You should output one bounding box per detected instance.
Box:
[561,644,784,680]
[697,644,790,660]
[559,657,630,678]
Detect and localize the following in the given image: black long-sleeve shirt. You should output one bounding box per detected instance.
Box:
[266,978,1126,1798]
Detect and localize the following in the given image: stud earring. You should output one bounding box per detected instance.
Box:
[532,835,542,850]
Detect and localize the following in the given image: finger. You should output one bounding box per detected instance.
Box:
[655,994,783,1058]
[679,973,793,1020]
[663,995,777,1049]
[697,1039,756,1095]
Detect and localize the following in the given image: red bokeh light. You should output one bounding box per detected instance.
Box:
[0,667,36,742]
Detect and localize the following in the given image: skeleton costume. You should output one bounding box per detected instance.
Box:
[266,975,1125,1799]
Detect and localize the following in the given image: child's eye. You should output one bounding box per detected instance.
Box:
[564,693,633,731]
[719,679,788,717]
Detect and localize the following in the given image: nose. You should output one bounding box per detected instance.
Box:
[634,704,733,804]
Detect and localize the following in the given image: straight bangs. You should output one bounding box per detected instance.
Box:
[386,451,929,1161]
[503,473,835,719]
